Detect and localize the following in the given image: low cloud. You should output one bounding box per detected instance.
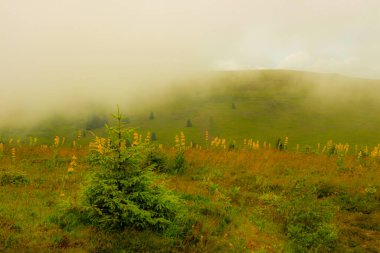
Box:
[1,0,380,126]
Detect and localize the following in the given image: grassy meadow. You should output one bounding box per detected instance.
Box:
[1,136,380,252]
[1,70,380,252]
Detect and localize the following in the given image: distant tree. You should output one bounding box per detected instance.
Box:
[151,132,157,141]
[186,119,193,127]
[85,115,109,130]
[231,102,236,109]
[149,112,155,120]
[122,117,130,124]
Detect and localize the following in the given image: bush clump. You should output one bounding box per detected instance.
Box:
[171,150,186,174]
[0,170,29,186]
[148,148,186,174]
[336,191,380,214]
[145,148,169,172]
[279,181,338,252]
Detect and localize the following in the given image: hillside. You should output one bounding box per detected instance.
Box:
[129,70,380,149]
[2,70,380,150]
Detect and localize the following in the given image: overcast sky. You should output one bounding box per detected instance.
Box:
[1,0,380,124]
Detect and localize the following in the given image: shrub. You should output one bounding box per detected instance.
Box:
[0,170,29,186]
[336,191,380,214]
[82,107,181,231]
[85,114,108,130]
[316,181,338,199]
[228,143,236,150]
[170,150,186,174]
[279,181,338,252]
[49,200,84,232]
[145,148,169,172]
[146,148,186,174]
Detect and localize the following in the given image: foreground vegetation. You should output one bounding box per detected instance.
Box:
[1,125,380,252]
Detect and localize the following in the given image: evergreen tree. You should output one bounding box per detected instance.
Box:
[83,107,179,231]
[85,115,108,130]
[186,119,192,127]
[151,132,157,141]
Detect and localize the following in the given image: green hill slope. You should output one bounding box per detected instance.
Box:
[2,69,380,149]
[128,70,380,149]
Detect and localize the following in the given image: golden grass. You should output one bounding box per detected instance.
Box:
[0,140,379,251]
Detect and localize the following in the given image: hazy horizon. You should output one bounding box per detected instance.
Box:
[1,0,380,126]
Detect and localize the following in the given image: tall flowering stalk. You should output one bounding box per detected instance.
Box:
[172,132,186,173]
[175,134,180,149]
[145,131,151,143]
[284,136,289,150]
[67,155,77,174]
[180,132,186,149]
[210,137,227,150]
[133,132,139,146]
[52,136,60,166]
[0,143,4,159]
[11,147,16,165]
[205,130,209,148]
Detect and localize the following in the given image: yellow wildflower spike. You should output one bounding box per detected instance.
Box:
[180,132,185,147]
[54,136,60,146]
[175,135,180,148]
[11,147,16,164]
[133,132,139,146]
[145,131,151,143]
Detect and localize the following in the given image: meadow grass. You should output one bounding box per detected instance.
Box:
[0,139,379,252]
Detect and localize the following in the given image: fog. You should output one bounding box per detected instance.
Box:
[1,0,380,126]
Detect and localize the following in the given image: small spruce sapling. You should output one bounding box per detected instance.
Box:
[151,132,157,141]
[149,112,155,120]
[186,119,192,127]
[83,106,179,231]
